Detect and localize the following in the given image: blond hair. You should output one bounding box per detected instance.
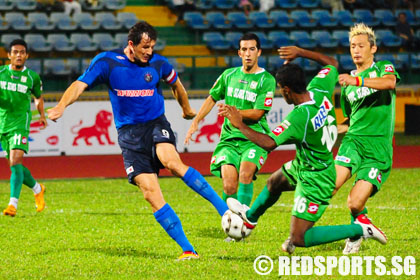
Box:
[349,23,376,46]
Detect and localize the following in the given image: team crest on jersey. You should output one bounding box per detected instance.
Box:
[21,76,27,83]
[144,72,153,82]
[384,65,394,73]
[259,156,264,165]
[161,129,169,138]
[21,136,27,145]
[307,202,319,214]
[369,71,377,78]
[316,68,330,78]
[311,96,333,131]
[377,172,382,183]
[116,56,125,60]
[250,81,258,89]
[126,166,134,174]
[335,155,350,163]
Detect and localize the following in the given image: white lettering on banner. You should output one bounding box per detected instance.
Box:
[116,89,154,97]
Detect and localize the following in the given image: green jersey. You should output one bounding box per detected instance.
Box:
[210,67,276,141]
[0,65,42,133]
[340,60,399,144]
[269,65,339,171]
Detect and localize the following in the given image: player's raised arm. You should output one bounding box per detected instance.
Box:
[47,81,88,121]
[184,95,216,145]
[278,46,338,68]
[169,78,196,120]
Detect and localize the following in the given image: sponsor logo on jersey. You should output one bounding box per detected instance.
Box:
[161,129,170,138]
[335,155,351,163]
[369,71,377,78]
[264,97,273,107]
[308,202,319,214]
[311,96,333,131]
[238,79,248,84]
[116,89,154,97]
[272,125,285,136]
[384,65,394,73]
[259,156,264,165]
[250,81,258,89]
[227,87,257,102]
[316,68,330,78]
[21,136,27,145]
[377,172,382,183]
[216,156,226,164]
[0,81,28,94]
[144,72,153,82]
[21,76,27,83]
[266,91,274,98]
[211,156,216,164]
[116,56,125,60]
[126,166,134,175]
[11,75,19,80]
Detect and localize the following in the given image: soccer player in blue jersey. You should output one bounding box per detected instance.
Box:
[47,21,228,260]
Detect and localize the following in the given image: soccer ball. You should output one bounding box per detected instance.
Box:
[221,210,252,241]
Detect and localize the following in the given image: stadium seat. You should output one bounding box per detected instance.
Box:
[332,30,350,47]
[202,32,230,50]
[15,0,36,11]
[92,33,119,51]
[47,34,76,52]
[73,12,100,30]
[311,9,338,27]
[154,38,166,51]
[339,55,354,71]
[44,59,72,76]
[5,12,33,31]
[376,53,396,66]
[410,53,420,69]
[374,9,397,27]
[25,59,42,74]
[269,10,296,29]
[249,11,276,29]
[333,10,355,27]
[183,12,210,30]
[290,31,317,49]
[70,33,99,52]
[28,12,55,31]
[375,29,402,47]
[214,0,237,9]
[302,58,320,71]
[115,33,127,48]
[311,31,338,48]
[1,34,22,48]
[0,15,10,31]
[395,9,419,26]
[226,12,254,29]
[195,0,213,10]
[103,0,126,11]
[253,31,274,49]
[298,0,320,8]
[275,0,298,9]
[50,12,78,31]
[225,31,243,49]
[24,34,53,52]
[290,10,317,28]
[80,0,105,11]
[67,58,82,75]
[267,55,285,71]
[268,31,292,48]
[117,12,138,30]
[167,58,186,73]
[95,12,123,30]
[395,53,410,71]
[0,0,14,11]
[353,9,380,27]
[206,12,232,30]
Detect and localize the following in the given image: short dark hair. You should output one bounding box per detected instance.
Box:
[128,21,157,46]
[9,39,27,53]
[275,63,307,94]
[238,33,261,50]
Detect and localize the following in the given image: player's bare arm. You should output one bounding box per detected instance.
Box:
[278,46,338,68]
[170,78,196,120]
[218,104,276,152]
[34,96,47,129]
[339,74,396,90]
[338,118,349,134]
[47,81,88,121]
[184,96,216,145]
[239,109,265,121]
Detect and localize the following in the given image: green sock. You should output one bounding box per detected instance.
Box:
[10,164,24,199]
[246,186,280,223]
[237,182,253,206]
[304,224,364,247]
[350,207,368,224]
[22,165,36,188]
[222,191,237,202]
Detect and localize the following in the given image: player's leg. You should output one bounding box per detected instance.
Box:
[237,161,256,206]
[156,142,228,216]
[221,164,238,200]
[332,165,352,196]
[133,173,198,259]
[3,149,25,216]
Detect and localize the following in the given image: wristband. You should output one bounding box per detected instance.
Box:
[361,77,364,87]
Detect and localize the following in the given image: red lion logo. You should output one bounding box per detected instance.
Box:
[195,115,224,143]
[71,110,115,146]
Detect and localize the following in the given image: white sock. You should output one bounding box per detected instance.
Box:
[9,197,18,209]
[32,183,41,195]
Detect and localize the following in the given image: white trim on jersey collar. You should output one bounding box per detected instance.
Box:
[8,64,26,72]
[300,91,316,106]
[350,61,375,76]
[241,66,265,74]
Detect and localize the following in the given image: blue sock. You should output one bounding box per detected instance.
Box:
[182,167,228,216]
[154,203,195,253]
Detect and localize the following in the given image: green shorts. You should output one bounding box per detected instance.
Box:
[282,159,336,222]
[335,135,392,195]
[0,130,30,157]
[210,138,268,179]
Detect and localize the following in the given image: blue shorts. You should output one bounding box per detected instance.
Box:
[117,114,176,184]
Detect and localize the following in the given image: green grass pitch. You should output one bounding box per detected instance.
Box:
[0,168,419,279]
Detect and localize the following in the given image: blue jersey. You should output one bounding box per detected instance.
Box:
[78,49,178,129]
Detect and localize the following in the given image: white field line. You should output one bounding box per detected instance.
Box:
[272,203,418,211]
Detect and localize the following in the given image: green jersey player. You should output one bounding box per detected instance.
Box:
[221,51,387,254]
[0,39,47,216]
[185,33,276,208]
[335,23,399,254]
